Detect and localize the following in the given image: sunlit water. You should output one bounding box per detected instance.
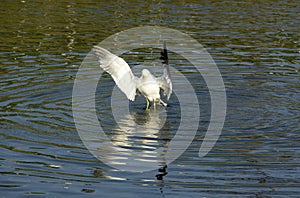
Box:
[1,1,300,197]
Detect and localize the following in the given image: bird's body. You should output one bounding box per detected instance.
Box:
[92,43,172,110]
[138,70,160,100]
[136,69,164,109]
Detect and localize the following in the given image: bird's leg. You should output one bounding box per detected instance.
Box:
[146,98,150,110]
[159,99,167,107]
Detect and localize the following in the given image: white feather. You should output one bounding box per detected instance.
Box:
[91,44,173,107]
[92,46,137,101]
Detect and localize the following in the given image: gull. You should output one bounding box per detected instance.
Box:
[91,43,172,110]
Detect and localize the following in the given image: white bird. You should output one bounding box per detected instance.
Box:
[91,43,172,110]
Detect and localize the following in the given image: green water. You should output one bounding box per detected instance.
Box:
[1,1,299,197]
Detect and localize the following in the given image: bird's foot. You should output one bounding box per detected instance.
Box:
[159,99,167,107]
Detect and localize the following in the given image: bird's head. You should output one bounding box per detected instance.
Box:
[141,69,151,77]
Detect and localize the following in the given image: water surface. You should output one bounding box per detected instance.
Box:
[1,1,299,197]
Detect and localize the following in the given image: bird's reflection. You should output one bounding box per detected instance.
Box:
[111,108,166,150]
[91,107,169,198]
[98,107,169,179]
[85,104,172,183]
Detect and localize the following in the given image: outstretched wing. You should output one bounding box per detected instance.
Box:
[157,42,172,100]
[91,46,137,101]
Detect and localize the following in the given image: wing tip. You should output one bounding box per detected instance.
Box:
[160,42,168,65]
[91,45,113,58]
